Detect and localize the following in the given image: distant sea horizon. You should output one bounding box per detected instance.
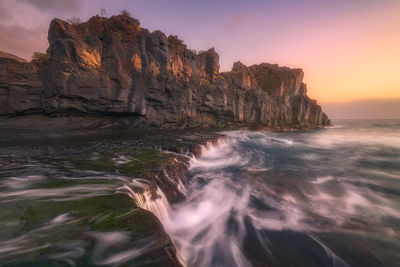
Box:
[321,98,400,120]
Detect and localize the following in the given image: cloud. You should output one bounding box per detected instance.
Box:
[224,13,255,31]
[0,23,48,60]
[321,98,400,119]
[17,0,81,13]
[0,0,50,59]
[0,4,12,21]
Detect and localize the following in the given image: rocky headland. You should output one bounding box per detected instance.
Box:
[0,14,330,129]
[0,13,331,266]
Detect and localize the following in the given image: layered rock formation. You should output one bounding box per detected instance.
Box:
[0,14,330,128]
[0,53,43,115]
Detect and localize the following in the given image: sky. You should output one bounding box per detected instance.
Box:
[0,0,399,119]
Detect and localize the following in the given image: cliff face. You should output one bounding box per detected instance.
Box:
[0,54,43,115]
[0,15,330,128]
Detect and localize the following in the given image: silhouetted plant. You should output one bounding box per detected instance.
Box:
[31,52,51,65]
[101,7,106,17]
[121,9,131,17]
[67,17,81,25]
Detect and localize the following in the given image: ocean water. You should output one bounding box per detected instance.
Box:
[161,120,400,266]
[0,120,399,266]
[0,130,181,266]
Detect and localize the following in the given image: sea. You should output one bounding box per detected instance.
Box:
[0,120,399,266]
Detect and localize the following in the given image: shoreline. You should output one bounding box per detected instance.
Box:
[0,116,329,266]
[0,113,331,133]
[0,125,226,266]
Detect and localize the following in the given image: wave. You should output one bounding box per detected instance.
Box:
[129,122,400,266]
[129,136,351,266]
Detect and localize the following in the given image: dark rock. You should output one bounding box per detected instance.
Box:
[0,51,27,63]
[0,55,43,115]
[0,14,331,128]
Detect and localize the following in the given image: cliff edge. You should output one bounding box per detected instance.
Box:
[0,14,330,128]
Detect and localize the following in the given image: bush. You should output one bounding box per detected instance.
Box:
[100,7,107,17]
[67,17,81,25]
[121,9,131,17]
[31,52,51,64]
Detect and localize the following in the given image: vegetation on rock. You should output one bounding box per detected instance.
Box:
[31,51,50,65]
[121,9,131,17]
[67,16,81,25]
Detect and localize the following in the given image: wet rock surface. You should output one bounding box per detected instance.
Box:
[0,127,225,266]
[0,14,330,128]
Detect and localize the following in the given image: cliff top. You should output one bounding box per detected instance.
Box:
[47,15,302,74]
[0,51,27,63]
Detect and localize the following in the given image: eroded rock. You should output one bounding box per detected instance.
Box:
[0,14,330,128]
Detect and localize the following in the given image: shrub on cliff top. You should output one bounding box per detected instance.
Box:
[121,9,131,17]
[100,7,107,17]
[31,52,50,65]
[67,17,81,25]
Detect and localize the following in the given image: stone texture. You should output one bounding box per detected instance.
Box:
[0,54,43,115]
[0,14,330,127]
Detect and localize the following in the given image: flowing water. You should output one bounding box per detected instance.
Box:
[0,130,183,266]
[0,120,400,266]
[158,120,400,266]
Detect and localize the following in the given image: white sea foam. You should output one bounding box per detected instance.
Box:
[91,232,154,266]
[311,176,335,184]
[51,213,71,224]
[7,175,46,189]
[0,185,114,202]
[119,180,171,220]
[128,126,400,266]
[246,167,270,172]
[129,137,317,265]
[309,130,400,149]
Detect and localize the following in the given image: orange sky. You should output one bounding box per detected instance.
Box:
[304,5,400,102]
[212,1,400,103]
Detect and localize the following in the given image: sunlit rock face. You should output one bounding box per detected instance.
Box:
[0,14,330,127]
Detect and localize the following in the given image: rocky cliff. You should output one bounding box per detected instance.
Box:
[0,14,330,128]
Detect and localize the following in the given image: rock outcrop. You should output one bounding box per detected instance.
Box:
[0,53,43,115]
[0,14,330,128]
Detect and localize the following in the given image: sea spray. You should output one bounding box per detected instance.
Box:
[123,139,224,220]
[119,180,171,220]
[127,138,255,266]
[127,136,329,266]
[126,123,400,266]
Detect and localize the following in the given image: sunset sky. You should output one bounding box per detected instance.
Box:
[1,0,399,118]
